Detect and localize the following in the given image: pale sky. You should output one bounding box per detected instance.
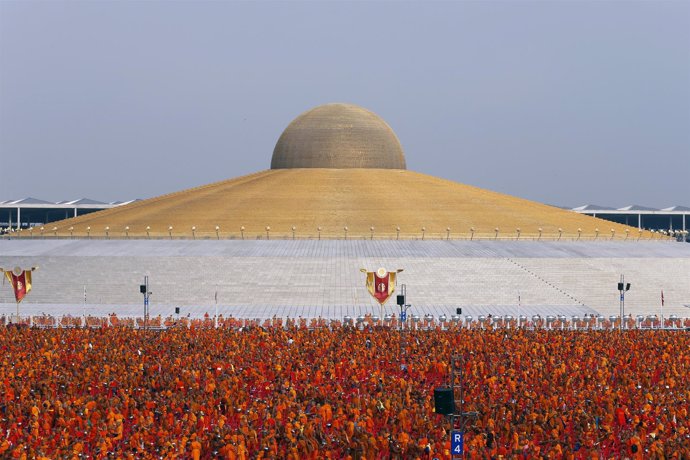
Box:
[1,0,688,208]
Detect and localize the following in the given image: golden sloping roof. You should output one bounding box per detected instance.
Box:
[37,168,649,240]
[271,103,406,170]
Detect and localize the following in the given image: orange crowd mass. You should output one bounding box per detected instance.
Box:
[0,324,688,459]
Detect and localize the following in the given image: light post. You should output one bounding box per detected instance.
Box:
[494,227,499,239]
[86,226,91,239]
[470,227,475,241]
[558,228,563,241]
[618,275,631,331]
[53,226,58,237]
[370,226,374,240]
[344,226,348,240]
[29,227,33,238]
[595,228,599,240]
[265,226,270,240]
[421,227,425,240]
[446,227,451,240]
[317,227,322,240]
[240,226,245,240]
[125,226,130,239]
[538,228,542,241]
[446,354,479,459]
[396,226,400,240]
[140,276,152,331]
[292,226,296,240]
[215,226,220,240]
[191,226,196,240]
[40,227,44,237]
[104,226,109,239]
[168,226,173,240]
[396,284,411,334]
[69,226,74,239]
[214,285,219,329]
[625,229,629,240]
[610,228,615,240]
[577,228,582,240]
[146,226,150,239]
[515,228,520,240]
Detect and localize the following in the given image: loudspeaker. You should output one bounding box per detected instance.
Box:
[397,295,405,306]
[175,307,180,314]
[456,307,462,315]
[434,387,455,415]
[140,285,147,294]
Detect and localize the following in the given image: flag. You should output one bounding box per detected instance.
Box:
[661,290,664,306]
[361,267,403,305]
[2,267,36,303]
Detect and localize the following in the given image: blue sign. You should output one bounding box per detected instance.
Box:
[144,297,149,306]
[451,430,463,455]
[400,311,407,322]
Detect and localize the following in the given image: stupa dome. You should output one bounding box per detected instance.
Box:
[271,103,406,169]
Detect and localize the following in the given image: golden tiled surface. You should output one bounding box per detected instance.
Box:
[35,168,650,240]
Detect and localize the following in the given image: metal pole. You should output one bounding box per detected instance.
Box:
[144,275,149,331]
[451,354,469,459]
[619,275,625,331]
[517,291,520,328]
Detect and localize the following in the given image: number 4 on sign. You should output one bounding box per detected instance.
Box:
[451,430,463,455]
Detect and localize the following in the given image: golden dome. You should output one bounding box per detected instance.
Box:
[271,103,406,170]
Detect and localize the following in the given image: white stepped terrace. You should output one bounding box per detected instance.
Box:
[1,239,688,320]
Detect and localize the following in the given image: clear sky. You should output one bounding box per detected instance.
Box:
[1,1,688,208]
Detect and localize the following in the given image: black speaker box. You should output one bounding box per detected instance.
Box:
[434,387,455,415]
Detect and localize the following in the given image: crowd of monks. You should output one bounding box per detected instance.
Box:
[0,323,688,459]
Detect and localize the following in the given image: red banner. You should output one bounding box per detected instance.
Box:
[362,268,401,305]
[3,267,33,303]
[372,271,391,304]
